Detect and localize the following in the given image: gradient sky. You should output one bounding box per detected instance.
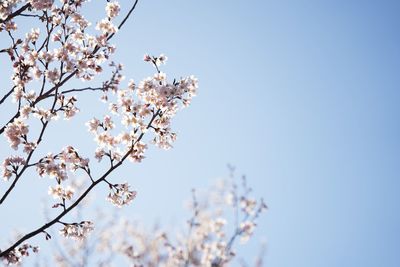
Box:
[1,0,399,266]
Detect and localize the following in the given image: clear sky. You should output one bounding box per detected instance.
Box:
[1,0,400,266]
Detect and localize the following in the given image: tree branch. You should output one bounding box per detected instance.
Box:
[0,109,160,258]
[0,3,31,24]
[0,0,140,136]
[0,121,48,205]
[61,87,103,95]
[0,76,62,205]
[0,87,15,106]
[107,0,139,41]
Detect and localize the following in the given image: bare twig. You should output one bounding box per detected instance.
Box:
[61,87,103,95]
[0,87,15,105]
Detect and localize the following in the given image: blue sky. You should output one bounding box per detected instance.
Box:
[123,1,399,266]
[1,0,400,266]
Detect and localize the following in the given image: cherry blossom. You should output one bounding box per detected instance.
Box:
[29,0,54,10]
[106,1,120,19]
[106,183,137,207]
[48,184,74,201]
[59,221,94,240]
[2,156,25,181]
[4,119,29,150]
[1,243,39,266]
[0,1,200,265]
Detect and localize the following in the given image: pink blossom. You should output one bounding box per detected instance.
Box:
[29,0,54,10]
[106,1,120,19]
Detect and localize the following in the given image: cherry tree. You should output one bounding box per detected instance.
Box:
[0,0,196,263]
[0,1,265,266]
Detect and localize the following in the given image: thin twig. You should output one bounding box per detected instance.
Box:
[0,87,15,105]
[61,87,103,95]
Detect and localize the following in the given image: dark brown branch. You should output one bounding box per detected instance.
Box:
[0,111,20,135]
[0,110,160,258]
[61,87,103,95]
[0,87,15,105]
[0,3,31,24]
[107,0,139,41]
[17,13,41,18]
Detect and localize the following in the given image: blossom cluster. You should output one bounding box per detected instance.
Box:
[29,0,54,10]
[1,156,25,181]
[48,184,74,201]
[4,119,29,150]
[56,95,80,120]
[105,1,120,19]
[11,2,115,88]
[106,183,137,208]
[36,146,89,182]
[59,221,94,241]
[87,55,198,164]
[0,0,22,21]
[1,0,122,141]
[1,243,39,266]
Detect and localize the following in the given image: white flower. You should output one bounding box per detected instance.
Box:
[240,197,257,215]
[103,115,115,130]
[129,142,147,162]
[23,142,36,154]
[48,184,74,200]
[239,221,256,244]
[155,54,168,66]
[94,148,105,161]
[96,19,117,34]
[25,28,40,42]
[106,1,120,19]
[86,118,101,133]
[45,68,60,84]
